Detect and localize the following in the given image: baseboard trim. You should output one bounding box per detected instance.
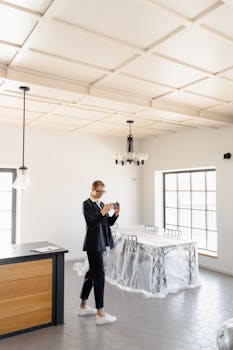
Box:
[199,264,233,277]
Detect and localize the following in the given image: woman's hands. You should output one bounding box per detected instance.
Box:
[114,201,120,216]
[101,203,114,216]
[100,202,120,216]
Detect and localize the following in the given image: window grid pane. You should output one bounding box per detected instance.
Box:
[0,169,16,245]
[164,170,217,253]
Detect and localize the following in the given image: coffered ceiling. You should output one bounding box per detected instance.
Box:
[0,0,233,138]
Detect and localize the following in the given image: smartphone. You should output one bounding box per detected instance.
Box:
[112,202,118,209]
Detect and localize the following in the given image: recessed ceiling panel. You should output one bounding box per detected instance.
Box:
[39,115,90,126]
[0,5,37,45]
[57,106,109,120]
[156,90,218,108]
[104,115,155,128]
[54,0,182,48]
[13,50,103,84]
[30,121,73,132]
[182,117,227,128]
[141,108,192,122]
[4,0,52,13]
[187,77,233,101]
[201,4,233,39]
[0,93,57,112]
[155,26,233,73]
[121,55,206,88]
[151,0,217,19]
[204,103,233,117]
[81,96,143,114]
[30,21,136,70]
[98,74,170,98]
[0,44,18,64]
[0,106,39,119]
[3,80,84,103]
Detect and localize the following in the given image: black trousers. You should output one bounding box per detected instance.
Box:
[80,251,105,309]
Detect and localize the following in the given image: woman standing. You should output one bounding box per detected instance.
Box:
[78,180,120,325]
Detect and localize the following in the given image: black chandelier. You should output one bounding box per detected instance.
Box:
[114,120,148,166]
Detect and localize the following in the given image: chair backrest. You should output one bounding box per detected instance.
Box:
[144,225,158,233]
[163,228,183,239]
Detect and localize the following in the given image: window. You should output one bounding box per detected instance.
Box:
[0,169,17,244]
[163,169,217,256]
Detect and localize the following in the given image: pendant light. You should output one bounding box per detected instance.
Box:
[114,120,148,166]
[12,86,31,190]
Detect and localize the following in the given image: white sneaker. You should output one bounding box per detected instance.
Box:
[77,305,97,316]
[96,313,117,325]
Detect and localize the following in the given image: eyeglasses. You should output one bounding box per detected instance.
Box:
[95,190,106,194]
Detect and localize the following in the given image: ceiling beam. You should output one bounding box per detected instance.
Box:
[2,66,233,126]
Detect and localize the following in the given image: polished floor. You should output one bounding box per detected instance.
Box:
[1,262,233,350]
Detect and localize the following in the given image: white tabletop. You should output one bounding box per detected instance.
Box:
[116,228,195,248]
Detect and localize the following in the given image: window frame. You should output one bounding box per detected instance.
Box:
[163,168,217,256]
[0,168,17,244]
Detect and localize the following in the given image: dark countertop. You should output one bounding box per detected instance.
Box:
[0,241,69,264]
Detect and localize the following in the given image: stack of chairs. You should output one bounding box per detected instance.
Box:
[163,228,183,239]
[144,225,158,233]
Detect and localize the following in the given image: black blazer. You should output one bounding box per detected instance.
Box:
[82,198,118,252]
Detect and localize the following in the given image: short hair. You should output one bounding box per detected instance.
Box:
[92,180,105,190]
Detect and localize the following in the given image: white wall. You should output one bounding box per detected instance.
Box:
[0,124,142,260]
[141,126,233,275]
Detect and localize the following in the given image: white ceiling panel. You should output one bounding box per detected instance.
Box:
[182,117,227,128]
[38,115,90,126]
[98,74,170,98]
[152,0,217,19]
[146,121,190,132]
[221,70,233,82]
[0,93,57,112]
[155,26,233,73]
[0,4,37,45]
[12,50,103,84]
[81,96,143,114]
[187,77,233,101]
[56,106,110,120]
[30,121,73,132]
[104,115,155,127]
[140,108,191,122]
[4,0,52,13]
[0,44,18,64]
[3,80,84,104]
[54,0,182,48]
[156,90,218,108]
[201,4,233,39]
[0,106,39,119]
[205,103,233,117]
[29,21,136,70]
[121,55,206,88]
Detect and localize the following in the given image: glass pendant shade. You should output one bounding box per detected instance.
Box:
[13,167,31,190]
[12,86,31,190]
[115,120,148,166]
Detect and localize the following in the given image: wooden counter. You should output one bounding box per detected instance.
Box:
[0,241,68,339]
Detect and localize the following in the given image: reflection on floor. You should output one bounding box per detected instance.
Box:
[1,262,233,350]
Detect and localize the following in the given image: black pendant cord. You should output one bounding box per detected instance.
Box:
[19,86,30,170]
[22,88,26,169]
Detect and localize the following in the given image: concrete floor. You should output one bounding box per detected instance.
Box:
[1,262,233,350]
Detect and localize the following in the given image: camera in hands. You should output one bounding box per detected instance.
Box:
[112,202,118,209]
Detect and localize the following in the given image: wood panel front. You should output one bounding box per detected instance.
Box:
[0,258,53,336]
